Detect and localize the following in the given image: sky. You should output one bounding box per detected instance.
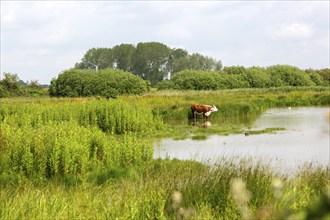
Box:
[1,0,329,84]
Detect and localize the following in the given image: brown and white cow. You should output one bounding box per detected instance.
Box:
[191,104,218,122]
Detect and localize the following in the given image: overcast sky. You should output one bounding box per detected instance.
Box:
[1,1,329,84]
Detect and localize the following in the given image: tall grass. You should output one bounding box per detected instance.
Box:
[0,122,152,180]
[0,99,164,134]
[0,99,159,181]
[0,158,328,219]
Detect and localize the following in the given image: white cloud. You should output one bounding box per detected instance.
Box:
[1,1,329,84]
[275,23,313,39]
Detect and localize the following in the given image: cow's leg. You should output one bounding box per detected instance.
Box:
[191,110,196,125]
[194,112,197,125]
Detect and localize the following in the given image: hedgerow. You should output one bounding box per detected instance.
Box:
[158,65,329,90]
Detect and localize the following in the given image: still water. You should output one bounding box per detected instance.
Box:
[154,107,330,173]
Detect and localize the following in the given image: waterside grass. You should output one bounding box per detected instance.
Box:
[0,158,328,219]
[0,87,329,219]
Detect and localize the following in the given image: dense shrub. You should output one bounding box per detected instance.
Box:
[158,65,325,90]
[243,67,271,88]
[317,69,330,85]
[308,71,326,86]
[171,70,219,90]
[157,80,177,90]
[49,69,148,97]
[266,65,314,87]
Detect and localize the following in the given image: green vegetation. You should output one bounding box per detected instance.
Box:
[1,40,329,218]
[0,88,329,219]
[0,159,328,219]
[0,73,47,98]
[158,65,330,90]
[74,42,222,87]
[49,69,150,97]
[247,127,286,135]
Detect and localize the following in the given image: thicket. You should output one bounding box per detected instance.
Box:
[158,65,330,90]
[0,73,47,98]
[49,69,150,97]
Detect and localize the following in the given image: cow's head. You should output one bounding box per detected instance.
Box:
[210,105,218,112]
[204,105,218,116]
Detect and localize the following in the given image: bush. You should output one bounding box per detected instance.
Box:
[243,67,271,88]
[157,65,326,91]
[307,70,326,86]
[316,69,330,85]
[49,69,148,97]
[157,80,176,90]
[266,65,314,87]
[171,70,219,90]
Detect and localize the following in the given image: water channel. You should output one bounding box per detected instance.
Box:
[154,107,330,173]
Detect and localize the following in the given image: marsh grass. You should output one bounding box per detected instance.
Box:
[191,135,208,140]
[247,127,286,135]
[0,158,328,219]
[0,88,329,219]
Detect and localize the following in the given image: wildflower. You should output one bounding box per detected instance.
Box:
[172,191,182,209]
[230,178,251,219]
[271,177,283,199]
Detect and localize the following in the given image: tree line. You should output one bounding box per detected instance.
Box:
[158,65,330,90]
[74,42,222,87]
[1,41,329,98]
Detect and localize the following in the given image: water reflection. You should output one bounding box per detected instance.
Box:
[154,107,330,173]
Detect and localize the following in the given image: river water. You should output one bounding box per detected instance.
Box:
[154,107,330,173]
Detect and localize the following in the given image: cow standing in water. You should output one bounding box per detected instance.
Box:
[191,104,218,124]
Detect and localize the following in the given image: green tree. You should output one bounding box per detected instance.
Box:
[133,42,171,86]
[1,73,20,92]
[75,48,113,70]
[170,52,222,75]
[112,44,135,72]
[167,48,189,74]
[188,53,220,71]
[73,42,223,86]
